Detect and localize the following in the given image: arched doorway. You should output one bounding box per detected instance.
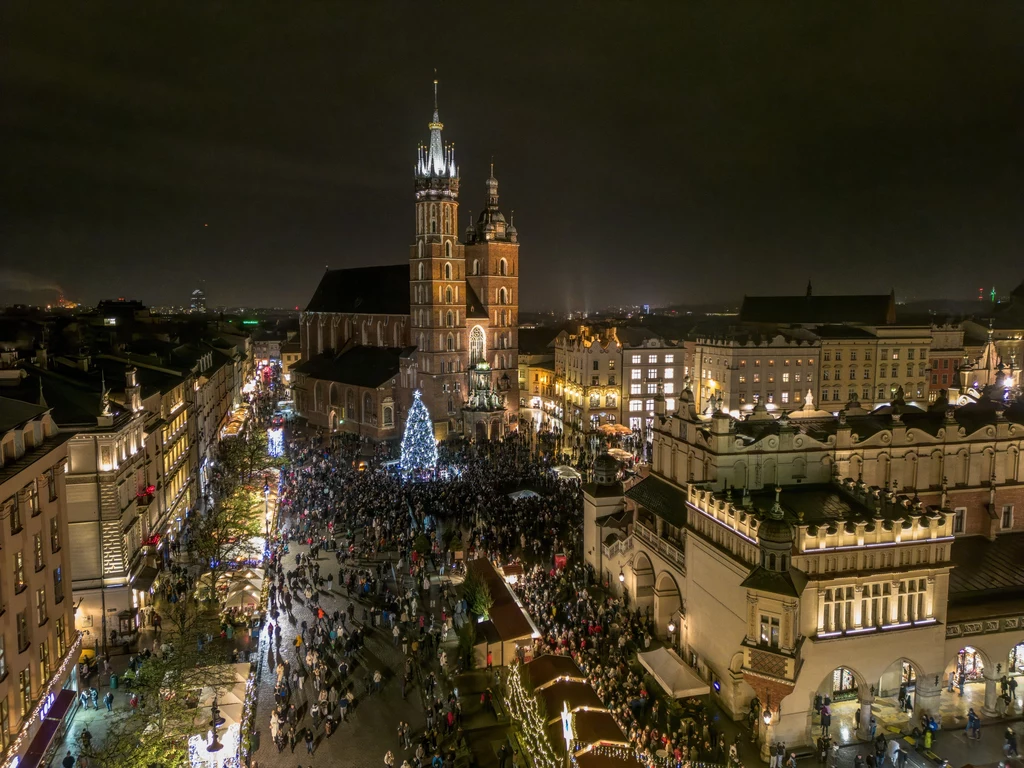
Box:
[628,552,654,615]
[873,657,924,731]
[489,420,501,440]
[653,571,681,642]
[329,409,339,432]
[1010,641,1024,676]
[809,666,868,745]
[470,325,485,366]
[940,645,992,724]
[475,421,487,443]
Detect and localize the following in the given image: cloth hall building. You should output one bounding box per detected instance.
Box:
[293,82,520,440]
[585,379,1024,754]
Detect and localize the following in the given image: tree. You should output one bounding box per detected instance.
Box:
[220,425,280,484]
[401,390,438,475]
[89,623,237,768]
[462,567,493,620]
[189,485,263,602]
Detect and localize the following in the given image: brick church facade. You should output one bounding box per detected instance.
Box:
[293,81,520,441]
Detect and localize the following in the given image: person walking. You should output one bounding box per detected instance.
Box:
[103,691,114,712]
[304,727,314,755]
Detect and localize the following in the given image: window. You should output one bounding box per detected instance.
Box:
[849,368,856,380]
[738,375,746,384]
[16,612,28,652]
[864,367,871,380]
[1002,505,1014,530]
[760,615,781,647]
[877,385,885,399]
[942,359,949,369]
[753,373,760,384]
[850,351,857,361]
[631,369,641,381]
[50,517,60,553]
[644,383,656,394]
[0,637,5,681]
[892,350,900,360]
[782,373,789,383]
[821,390,829,402]
[591,376,599,386]
[784,359,790,367]
[647,369,657,380]
[631,355,641,364]
[36,587,47,626]
[781,392,789,404]
[645,399,654,412]
[38,641,49,682]
[0,696,8,751]
[833,388,840,401]
[630,383,641,395]
[953,508,966,534]
[53,566,63,603]
[608,360,615,371]
[864,350,871,361]
[33,535,43,572]
[891,364,898,377]
[9,495,21,535]
[55,616,66,657]
[592,360,599,371]
[835,351,842,361]
[908,349,915,360]
[19,668,30,717]
[499,258,508,276]
[13,553,25,594]
[46,468,57,502]
[665,354,674,364]
[664,368,674,379]
[823,369,830,381]
[794,373,801,383]
[739,360,747,368]
[824,351,831,362]
[768,374,775,384]
[605,394,616,407]
[862,386,870,400]
[26,481,39,517]
[629,399,642,412]
[647,354,657,364]
[754,359,761,367]
[907,363,913,377]
[444,262,452,280]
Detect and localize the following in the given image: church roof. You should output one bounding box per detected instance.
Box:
[625,474,687,527]
[292,345,413,388]
[304,265,410,315]
[740,293,895,325]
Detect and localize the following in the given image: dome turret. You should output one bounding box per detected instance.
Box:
[758,487,795,571]
[593,452,620,485]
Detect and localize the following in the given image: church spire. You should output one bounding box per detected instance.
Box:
[417,77,457,179]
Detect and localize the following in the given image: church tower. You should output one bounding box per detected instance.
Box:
[410,80,469,437]
[464,165,520,421]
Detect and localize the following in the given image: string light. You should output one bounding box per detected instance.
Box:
[503,662,560,768]
[1,632,83,768]
[400,390,438,475]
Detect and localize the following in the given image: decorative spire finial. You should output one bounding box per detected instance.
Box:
[100,370,111,416]
[769,487,784,520]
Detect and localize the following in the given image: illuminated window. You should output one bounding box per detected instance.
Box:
[630,383,641,395]
[18,668,30,717]
[665,354,674,363]
[631,369,641,381]
[782,373,789,383]
[632,355,641,364]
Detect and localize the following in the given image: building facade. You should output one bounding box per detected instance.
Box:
[585,379,1024,752]
[0,399,78,768]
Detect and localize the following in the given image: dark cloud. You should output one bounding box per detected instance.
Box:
[2,1,1022,310]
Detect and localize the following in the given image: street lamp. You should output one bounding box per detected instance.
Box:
[618,569,625,583]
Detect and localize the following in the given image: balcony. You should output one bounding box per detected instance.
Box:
[602,535,634,560]
[634,522,686,571]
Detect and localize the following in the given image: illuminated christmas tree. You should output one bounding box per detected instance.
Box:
[400,390,438,475]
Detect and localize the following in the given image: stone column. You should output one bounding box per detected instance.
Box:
[982,672,1000,717]
[857,690,875,740]
[915,674,942,720]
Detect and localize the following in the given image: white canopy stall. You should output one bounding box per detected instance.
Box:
[638,648,711,699]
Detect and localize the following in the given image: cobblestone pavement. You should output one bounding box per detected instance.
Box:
[249,540,443,768]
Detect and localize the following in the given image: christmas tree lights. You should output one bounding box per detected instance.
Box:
[400,390,438,475]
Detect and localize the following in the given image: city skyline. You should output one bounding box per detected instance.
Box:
[2,3,1022,311]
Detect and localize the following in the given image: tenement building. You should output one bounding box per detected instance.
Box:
[0,398,78,768]
[295,81,520,441]
[584,377,1024,753]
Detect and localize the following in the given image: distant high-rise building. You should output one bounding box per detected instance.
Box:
[191,288,207,314]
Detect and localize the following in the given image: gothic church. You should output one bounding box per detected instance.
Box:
[293,81,520,441]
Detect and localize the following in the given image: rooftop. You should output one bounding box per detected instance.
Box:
[292,345,414,389]
[304,264,410,315]
[947,532,1024,602]
[0,396,47,433]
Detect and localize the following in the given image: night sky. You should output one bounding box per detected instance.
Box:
[2,2,1023,312]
